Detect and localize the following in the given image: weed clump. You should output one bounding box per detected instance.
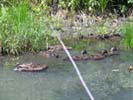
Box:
[0,2,53,55]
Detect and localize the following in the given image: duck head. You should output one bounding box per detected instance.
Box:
[101,50,108,56]
[14,67,28,71]
[14,63,32,71]
[110,47,117,53]
[128,65,133,72]
[81,50,88,55]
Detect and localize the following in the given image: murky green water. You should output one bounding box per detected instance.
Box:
[0,41,133,100]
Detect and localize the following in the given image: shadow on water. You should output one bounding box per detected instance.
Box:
[111,72,133,100]
[0,40,133,100]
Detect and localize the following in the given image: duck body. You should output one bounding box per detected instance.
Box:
[14,63,48,72]
[41,45,72,58]
[89,54,105,60]
[89,49,108,60]
[63,55,89,61]
[41,50,55,58]
[72,55,89,61]
[64,50,89,61]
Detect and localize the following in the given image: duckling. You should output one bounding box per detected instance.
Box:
[14,62,48,72]
[128,65,133,72]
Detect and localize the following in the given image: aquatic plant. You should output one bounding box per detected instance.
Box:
[122,21,133,49]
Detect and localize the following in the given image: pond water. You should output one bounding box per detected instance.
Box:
[0,40,133,100]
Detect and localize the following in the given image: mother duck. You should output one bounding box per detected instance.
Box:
[14,62,48,72]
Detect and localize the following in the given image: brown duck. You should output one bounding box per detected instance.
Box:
[89,50,108,60]
[40,50,55,58]
[14,62,48,72]
[90,47,118,60]
[41,45,72,58]
[72,55,90,61]
[89,54,105,60]
[63,50,89,61]
[73,50,89,61]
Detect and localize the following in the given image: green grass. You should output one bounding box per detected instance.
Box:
[0,2,55,55]
[122,21,133,48]
[99,0,108,13]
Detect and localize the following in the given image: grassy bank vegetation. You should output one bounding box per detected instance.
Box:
[0,1,56,54]
[0,0,133,55]
[122,21,133,49]
[1,0,133,15]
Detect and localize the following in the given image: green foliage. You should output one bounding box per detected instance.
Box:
[122,21,133,48]
[59,0,80,10]
[59,0,130,14]
[99,0,108,13]
[59,0,101,12]
[0,2,53,55]
[128,0,133,4]
[85,0,99,12]
[29,0,51,14]
[0,0,132,15]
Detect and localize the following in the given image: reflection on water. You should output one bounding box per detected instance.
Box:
[111,88,133,100]
[0,42,133,100]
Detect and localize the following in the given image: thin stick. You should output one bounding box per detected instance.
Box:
[57,35,95,100]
